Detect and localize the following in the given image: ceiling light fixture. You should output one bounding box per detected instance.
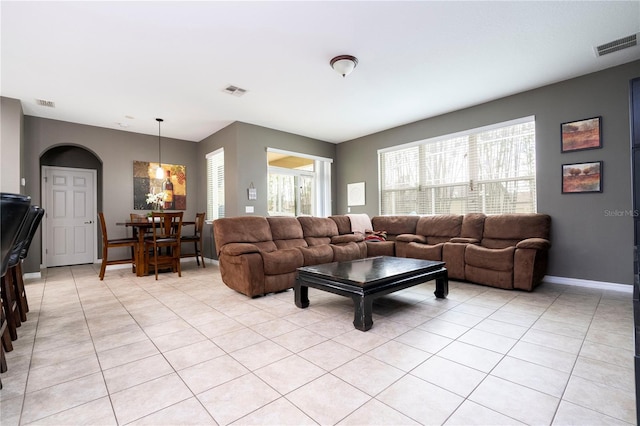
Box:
[155,118,164,179]
[330,55,358,77]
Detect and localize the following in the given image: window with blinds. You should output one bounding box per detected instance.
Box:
[267,148,333,217]
[379,117,536,215]
[206,148,224,220]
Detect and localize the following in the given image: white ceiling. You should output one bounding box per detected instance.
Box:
[2,1,639,144]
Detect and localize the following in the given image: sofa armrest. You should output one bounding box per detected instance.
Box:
[331,233,364,244]
[220,242,261,256]
[396,234,427,243]
[449,237,479,244]
[516,238,550,250]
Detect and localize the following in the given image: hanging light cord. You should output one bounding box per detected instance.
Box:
[156,118,163,166]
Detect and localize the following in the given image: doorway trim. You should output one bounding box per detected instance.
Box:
[41,165,98,267]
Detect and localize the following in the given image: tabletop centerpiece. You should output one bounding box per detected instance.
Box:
[146,191,167,217]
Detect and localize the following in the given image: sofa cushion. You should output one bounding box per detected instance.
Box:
[267,216,307,249]
[267,216,304,240]
[329,215,352,235]
[214,216,273,254]
[298,245,334,266]
[262,248,304,275]
[465,244,515,271]
[415,215,463,241]
[365,240,395,257]
[405,242,443,261]
[482,214,550,242]
[371,215,419,240]
[298,216,338,246]
[332,242,362,262]
[460,213,486,240]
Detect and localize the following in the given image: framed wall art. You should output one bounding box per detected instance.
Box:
[133,161,187,210]
[562,161,602,194]
[561,116,602,152]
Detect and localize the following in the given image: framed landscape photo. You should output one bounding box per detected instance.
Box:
[562,161,602,193]
[561,116,602,152]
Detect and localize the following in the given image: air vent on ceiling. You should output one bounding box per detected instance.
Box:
[595,33,638,57]
[223,85,247,97]
[35,99,56,108]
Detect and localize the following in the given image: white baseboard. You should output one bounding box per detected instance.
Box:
[24,272,42,280]
[543,275,633,294]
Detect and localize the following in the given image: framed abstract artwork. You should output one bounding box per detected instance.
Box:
[561,116,602,152]
[562,161,602,193]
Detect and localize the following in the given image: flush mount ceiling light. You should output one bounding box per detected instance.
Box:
[155,118,164,179]
[330,55,358,77]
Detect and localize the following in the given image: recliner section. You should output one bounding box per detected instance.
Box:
[213,213,551,297]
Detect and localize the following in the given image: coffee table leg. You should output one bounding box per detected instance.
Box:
[434,271,449,298]
[294,280,309,309]
[353,295,374,331]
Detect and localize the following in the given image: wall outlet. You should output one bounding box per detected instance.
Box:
[245,206,254,213]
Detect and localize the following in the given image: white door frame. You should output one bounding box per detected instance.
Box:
[41,165,98,267]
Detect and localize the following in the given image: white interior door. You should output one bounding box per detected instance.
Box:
[43,166,97,267]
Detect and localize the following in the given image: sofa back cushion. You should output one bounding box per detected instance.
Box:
[415,215,463,244]
[213,216,276,254]
[461,213,486,240]
[267,216,308,249]
[297,216,339,246]
[329,215,352,235]
[371,215,419,241]
[481,214,551,249]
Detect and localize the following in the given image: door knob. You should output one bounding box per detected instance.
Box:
[84,220,93,224]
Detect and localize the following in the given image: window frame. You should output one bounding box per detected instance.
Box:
[266,148,332,217]
[378,116,536,215]
[206,147,224,221]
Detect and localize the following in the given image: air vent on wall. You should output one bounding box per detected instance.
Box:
[595,33,638,57]
[223,85,247,97]
[35,99,56,108]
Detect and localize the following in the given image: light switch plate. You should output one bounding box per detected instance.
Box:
[245,206,254,213]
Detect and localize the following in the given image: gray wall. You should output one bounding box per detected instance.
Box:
[336,60,640,285]
[198,122,337,218]
[23,117,198,272]
[1,97,24,193]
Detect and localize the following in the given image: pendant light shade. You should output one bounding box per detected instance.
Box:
[155,118,164,179]
[330,55,358,77]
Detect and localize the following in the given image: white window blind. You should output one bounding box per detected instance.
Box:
[379,117,536,215]
[206,148,224,220]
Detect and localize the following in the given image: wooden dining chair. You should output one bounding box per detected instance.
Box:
[181,212,206,268]
[145,212,183,280]
[98,212,137,280]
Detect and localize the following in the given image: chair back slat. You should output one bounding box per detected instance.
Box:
[150,212,183,240]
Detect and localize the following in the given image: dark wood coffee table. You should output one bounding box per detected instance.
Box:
[295,256,448,331]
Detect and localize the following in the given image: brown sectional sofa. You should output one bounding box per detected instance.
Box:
[213,213,551,297]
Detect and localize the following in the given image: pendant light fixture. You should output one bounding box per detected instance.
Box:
[155,118,164,179]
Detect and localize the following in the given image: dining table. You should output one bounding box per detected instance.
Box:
[116,219,195,277]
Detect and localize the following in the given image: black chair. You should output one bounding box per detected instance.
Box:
[6,206,44,321]
[1,193,31,277]
[0,192,31,389]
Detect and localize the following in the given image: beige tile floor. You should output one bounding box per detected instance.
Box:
[0,261,636,425]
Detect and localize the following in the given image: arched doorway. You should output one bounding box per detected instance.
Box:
[40,145,103,267]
